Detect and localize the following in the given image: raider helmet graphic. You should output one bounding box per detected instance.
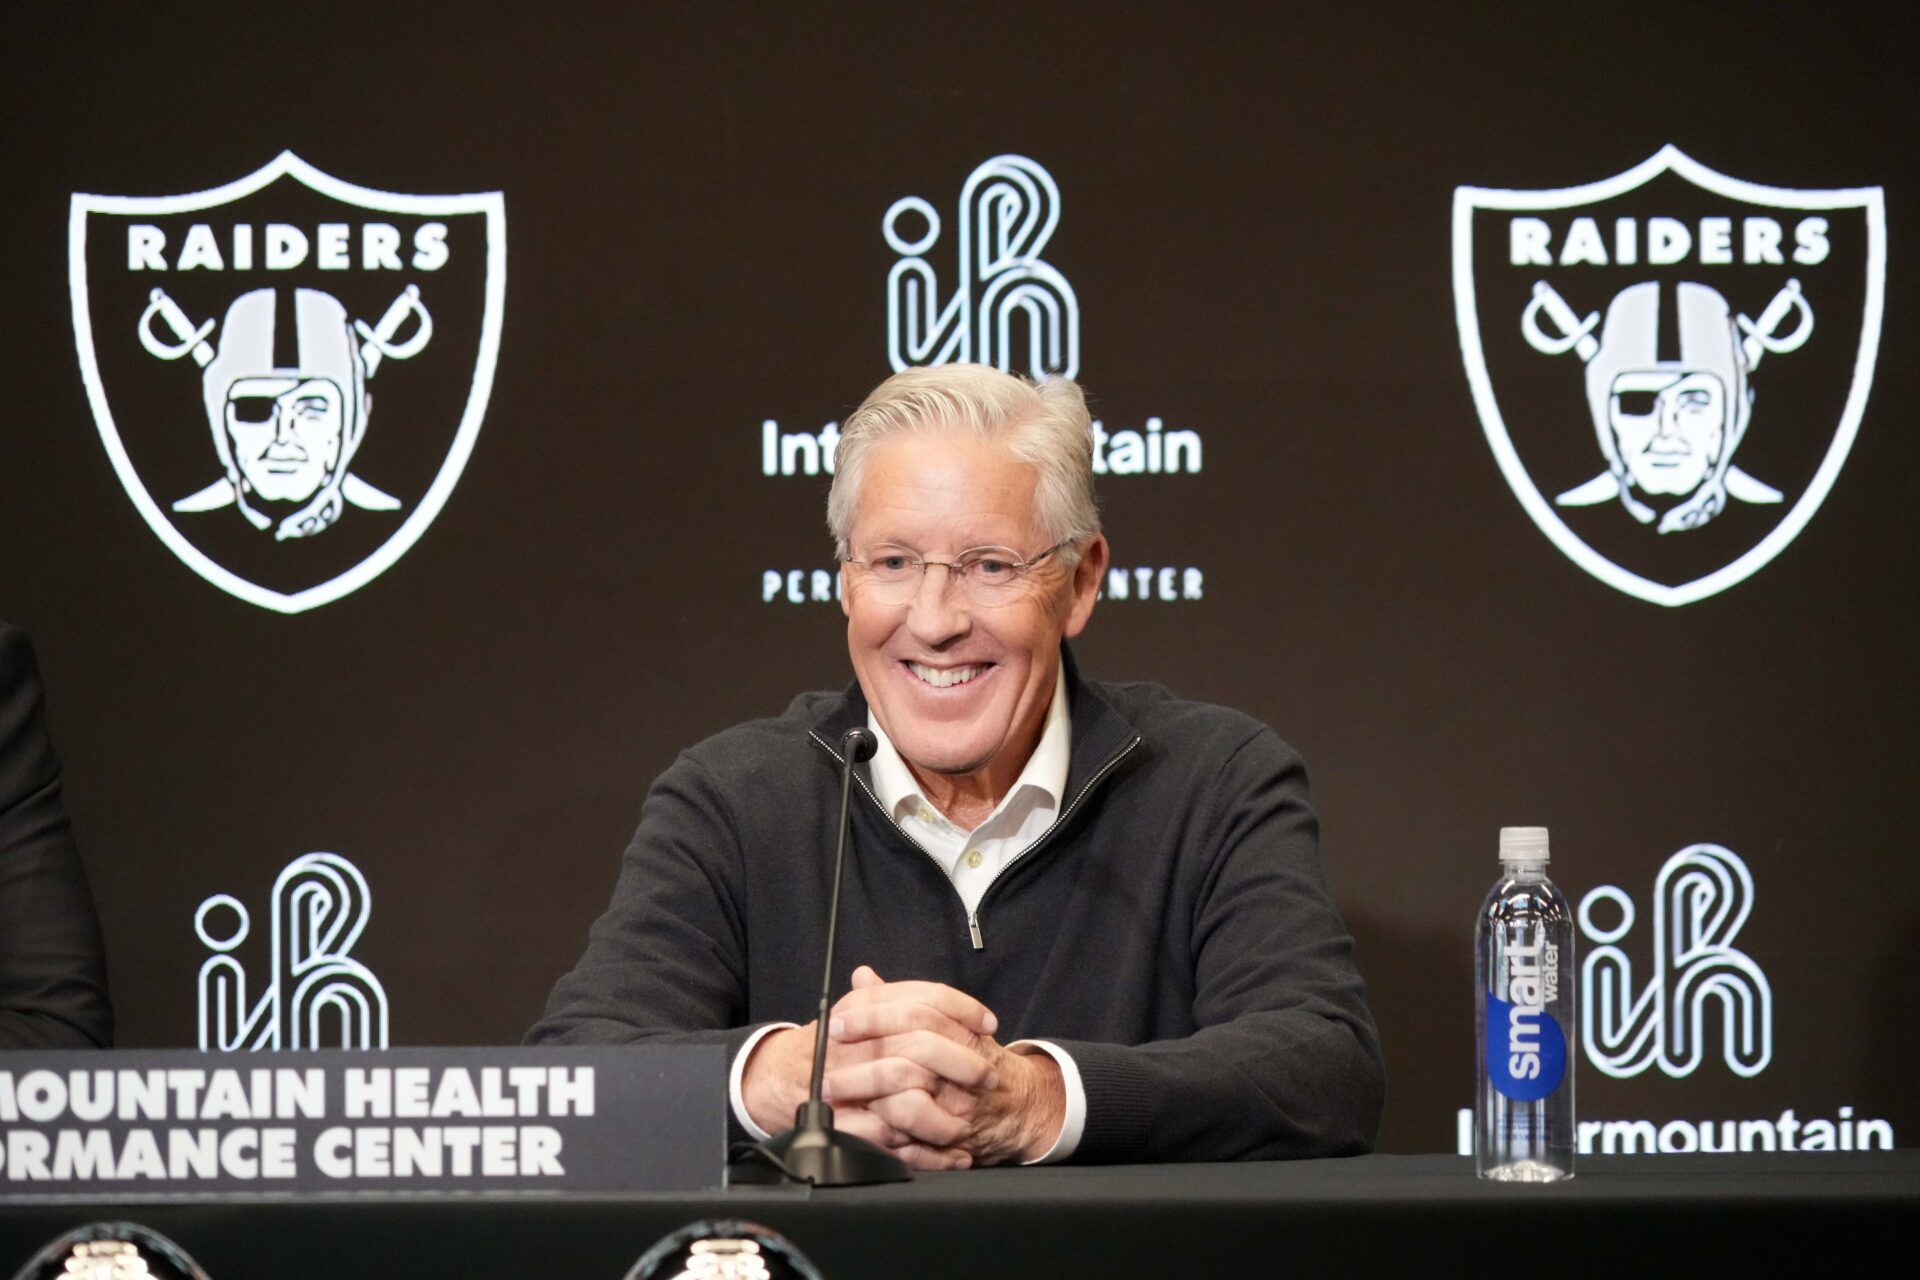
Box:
[1454,146,1884,606]
[1526,276,1810,534]
[70,152,504,613]
[157,283,429,540]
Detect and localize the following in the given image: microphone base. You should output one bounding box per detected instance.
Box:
[734,1113,913,1187]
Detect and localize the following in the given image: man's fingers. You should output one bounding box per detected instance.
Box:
[831,997,984,1046]
[915,1029,998,1088]
[823,1057,938,1105]
[829,1105,906,1151]
[933,1082,983,1120]
[893,1143,973,1171]
[862,1029,997,1090]
[851,964,885,989]
[829,980,999,1038]
[832,1105,971,1169]
[931,1079,979,1120]
[866,1089,971,1148]
[824,1058,981,1116]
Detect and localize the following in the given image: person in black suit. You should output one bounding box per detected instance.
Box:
[0,621,113,1047]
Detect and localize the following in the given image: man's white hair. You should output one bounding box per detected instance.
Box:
[827,363,1101,563]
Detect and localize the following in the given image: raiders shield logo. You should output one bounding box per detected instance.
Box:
[70,152,505,612]
[1454,146,1883,605]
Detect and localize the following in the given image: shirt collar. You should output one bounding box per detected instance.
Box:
[867,664,1072,826]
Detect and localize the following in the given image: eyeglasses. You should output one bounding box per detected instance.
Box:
[843,542,1068,604]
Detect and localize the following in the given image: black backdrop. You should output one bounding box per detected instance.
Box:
[1,3,1913,1154]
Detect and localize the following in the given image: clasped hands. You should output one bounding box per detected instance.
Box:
[741,965,1065,1169]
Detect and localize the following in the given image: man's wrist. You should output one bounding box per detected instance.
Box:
[1015,1049,1067,1163]
[1008,1040,1085,1164]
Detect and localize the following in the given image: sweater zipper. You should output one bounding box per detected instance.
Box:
[965,733,1141,949]
[810,730,1142,952]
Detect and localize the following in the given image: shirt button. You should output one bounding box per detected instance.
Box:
[964,849,984,869]
[918,807,935,824]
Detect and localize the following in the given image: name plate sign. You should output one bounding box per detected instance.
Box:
[0,1046,724,1198]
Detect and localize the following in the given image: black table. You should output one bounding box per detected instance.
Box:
[2,1152,1914,1277]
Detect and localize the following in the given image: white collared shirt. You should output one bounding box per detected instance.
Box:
[730,665,1088,1163]
[865,662,1072,919]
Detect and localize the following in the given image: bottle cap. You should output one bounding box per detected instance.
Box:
[1498,826,1550,863]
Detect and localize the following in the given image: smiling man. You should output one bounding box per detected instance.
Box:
[529,364,1383,1166]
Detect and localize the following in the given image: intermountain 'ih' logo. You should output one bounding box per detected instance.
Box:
[1454,147,1884,605]
[1579,843,1770,1080]
[885,154,1080,379]
[195,851,389,1050]
[70,153,505,613]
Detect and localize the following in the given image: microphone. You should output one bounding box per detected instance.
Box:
[738,726,910,1186]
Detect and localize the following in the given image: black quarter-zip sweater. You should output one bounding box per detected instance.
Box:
[529,651,1385,1162]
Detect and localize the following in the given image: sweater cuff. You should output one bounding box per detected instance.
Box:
[1046,1039,1157,1163]
[729,1022,801,1140]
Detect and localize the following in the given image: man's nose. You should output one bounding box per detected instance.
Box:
[904,564,970,644]
[273,400,299,442]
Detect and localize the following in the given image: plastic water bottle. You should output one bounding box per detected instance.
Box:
[1475,826,1575,1181]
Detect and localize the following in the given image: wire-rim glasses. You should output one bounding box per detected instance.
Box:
[843,541,1068,604]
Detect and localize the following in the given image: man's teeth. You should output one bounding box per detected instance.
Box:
[909,663,983,688]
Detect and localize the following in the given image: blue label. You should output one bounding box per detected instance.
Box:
[1485,993,1567,1102]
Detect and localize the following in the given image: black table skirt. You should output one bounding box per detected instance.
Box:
[2,1152,1914,1277]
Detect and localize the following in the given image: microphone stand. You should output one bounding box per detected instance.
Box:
[736,726,911,1186]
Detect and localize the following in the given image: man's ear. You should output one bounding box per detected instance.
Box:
[1063,534,1109,639]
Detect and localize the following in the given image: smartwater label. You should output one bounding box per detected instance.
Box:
[1486,993,1567,1102]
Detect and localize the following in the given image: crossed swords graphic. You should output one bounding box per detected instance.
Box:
[136,284,432,515]
[1524,277,1812,512]
[1522,276,1812,369]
